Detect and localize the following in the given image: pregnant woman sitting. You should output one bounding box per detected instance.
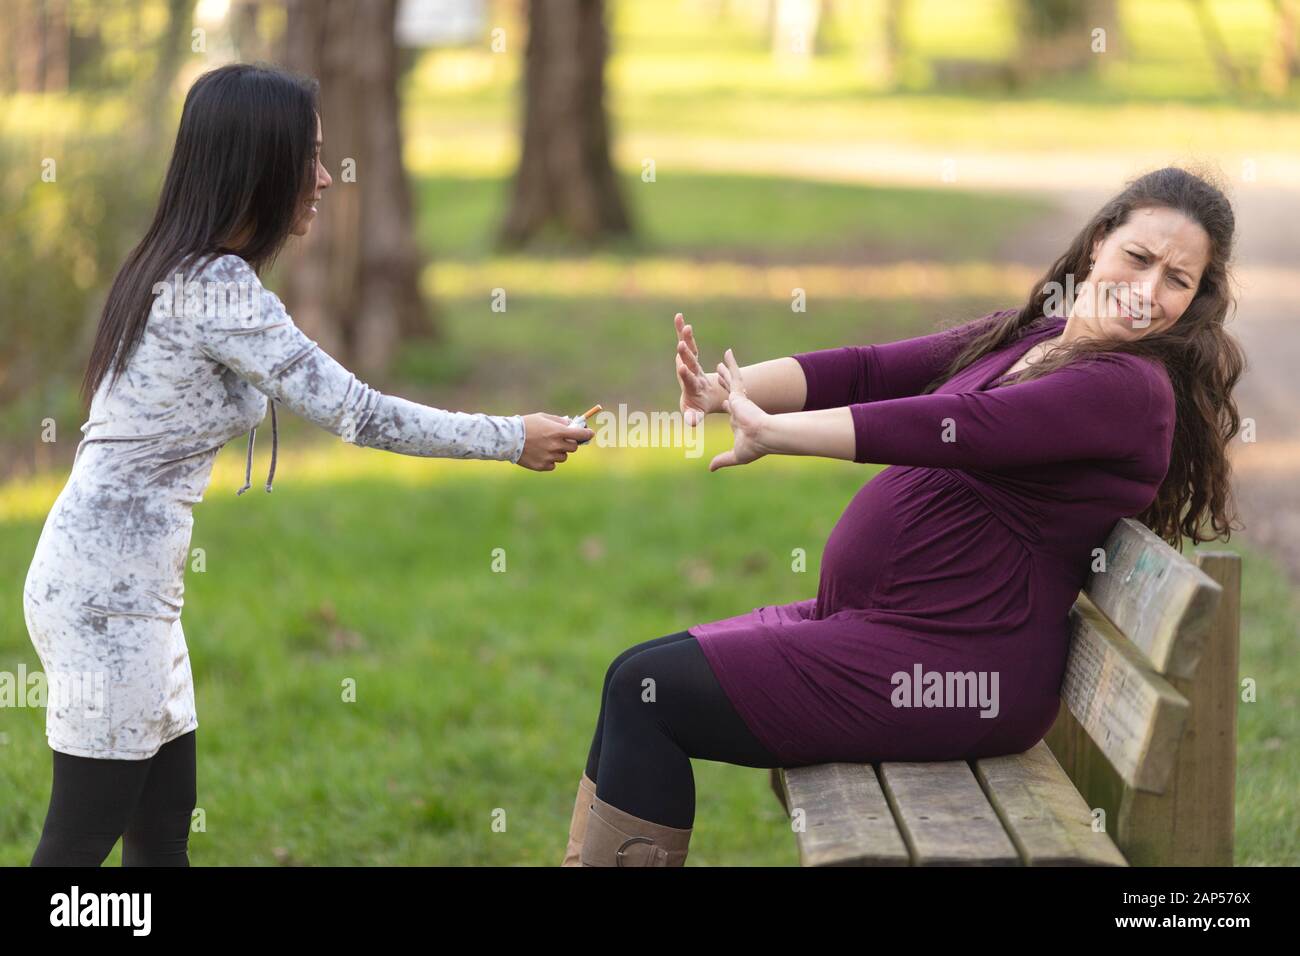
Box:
[565,165,1244,866]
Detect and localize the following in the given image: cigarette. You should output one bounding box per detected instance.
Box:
[569,404,601,445]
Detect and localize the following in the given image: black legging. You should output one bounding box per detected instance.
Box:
[585,631,781,829]
[31,730,196,867]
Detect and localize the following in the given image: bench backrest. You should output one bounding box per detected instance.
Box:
[1046,517,1241,865]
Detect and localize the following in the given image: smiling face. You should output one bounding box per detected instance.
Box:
[290,113,332,237]
[1069,205,1212,341]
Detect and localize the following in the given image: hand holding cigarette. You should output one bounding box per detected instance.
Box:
[516,407,598,471]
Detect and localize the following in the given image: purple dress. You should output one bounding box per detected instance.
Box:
[689,310,1175,767]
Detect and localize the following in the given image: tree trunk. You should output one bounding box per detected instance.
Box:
[499,0,631,248]
[1261,0,1298,95]
[43,0,69,91]
[146,0,191,147]
[881,0,905,88]
[14,0,45,92]
[230,0,272,63]
[1187,0,1242,94]
[1013,0,1106,83]
[282,0,431,376]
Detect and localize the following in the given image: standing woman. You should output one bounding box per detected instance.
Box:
[23,63,591,866]
[564,166,1244,866]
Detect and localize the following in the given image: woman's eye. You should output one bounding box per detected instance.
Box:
[1127,251,1146,263]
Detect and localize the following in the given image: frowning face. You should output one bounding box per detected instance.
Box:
[1070,205,1211,341]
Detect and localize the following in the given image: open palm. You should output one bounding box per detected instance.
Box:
[674,312,716,427]
[709,348,769,472]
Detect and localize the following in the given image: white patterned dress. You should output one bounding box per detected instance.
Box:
[22,252,525,759]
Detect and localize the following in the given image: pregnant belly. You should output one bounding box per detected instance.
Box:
[816,466,1034,625]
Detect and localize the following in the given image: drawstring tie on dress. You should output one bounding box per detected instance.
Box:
[236,399,279,495]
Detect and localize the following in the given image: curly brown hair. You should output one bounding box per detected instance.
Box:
[921,165,1246,551]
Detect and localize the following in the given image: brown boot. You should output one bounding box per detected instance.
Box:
[579,794,692,867]
[561,773,598,866]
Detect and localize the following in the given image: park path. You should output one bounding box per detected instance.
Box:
[635,136,1300,582]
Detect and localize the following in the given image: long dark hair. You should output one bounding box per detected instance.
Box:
[922,165,1245,551]
[81,63,320,405]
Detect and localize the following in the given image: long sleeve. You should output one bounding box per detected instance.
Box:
[190,254,525,463]
[846,351,1174,474]
[792,309,1015,410]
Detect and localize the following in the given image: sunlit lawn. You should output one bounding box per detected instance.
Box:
[0,433,1294,865]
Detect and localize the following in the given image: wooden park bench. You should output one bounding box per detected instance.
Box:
[770,518,1241,866]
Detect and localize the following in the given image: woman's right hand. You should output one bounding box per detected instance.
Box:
[675,312,725,427]
[517,413,594,471]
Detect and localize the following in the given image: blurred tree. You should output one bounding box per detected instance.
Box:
[1261,0,1299,95]
[881,0,905,88]
[1012,0,1117,85]
[499,0,631,248]
[282,0,432,376]
[0,0,192,416]
[147,0,192,144]
[230,0,274,62]
[4,0,70,92]
[1187,0,1242,94]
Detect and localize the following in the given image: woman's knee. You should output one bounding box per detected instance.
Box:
[602,632,689,690]
[603,646,687,741]
[606,652,656,710]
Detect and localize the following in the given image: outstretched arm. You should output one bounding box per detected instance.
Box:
[190,255,587,465]
[711,347,1171,474]
[791,309,1014,410]
[677,310,1013,424]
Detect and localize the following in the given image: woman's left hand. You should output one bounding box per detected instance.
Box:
[709,348,771,472]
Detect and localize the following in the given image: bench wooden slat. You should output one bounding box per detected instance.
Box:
[1061,595,1189,792]
[1083,518,1223,679]
[878,761,1019,865]
[974,741,1128,866]
[1114,551,1241,865]
[779,763,910,866]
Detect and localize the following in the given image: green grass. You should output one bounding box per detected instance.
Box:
[1,447,1294,865]
[1231,540,1300,866]
[413,172,1049,261]
[0,451,862,865]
